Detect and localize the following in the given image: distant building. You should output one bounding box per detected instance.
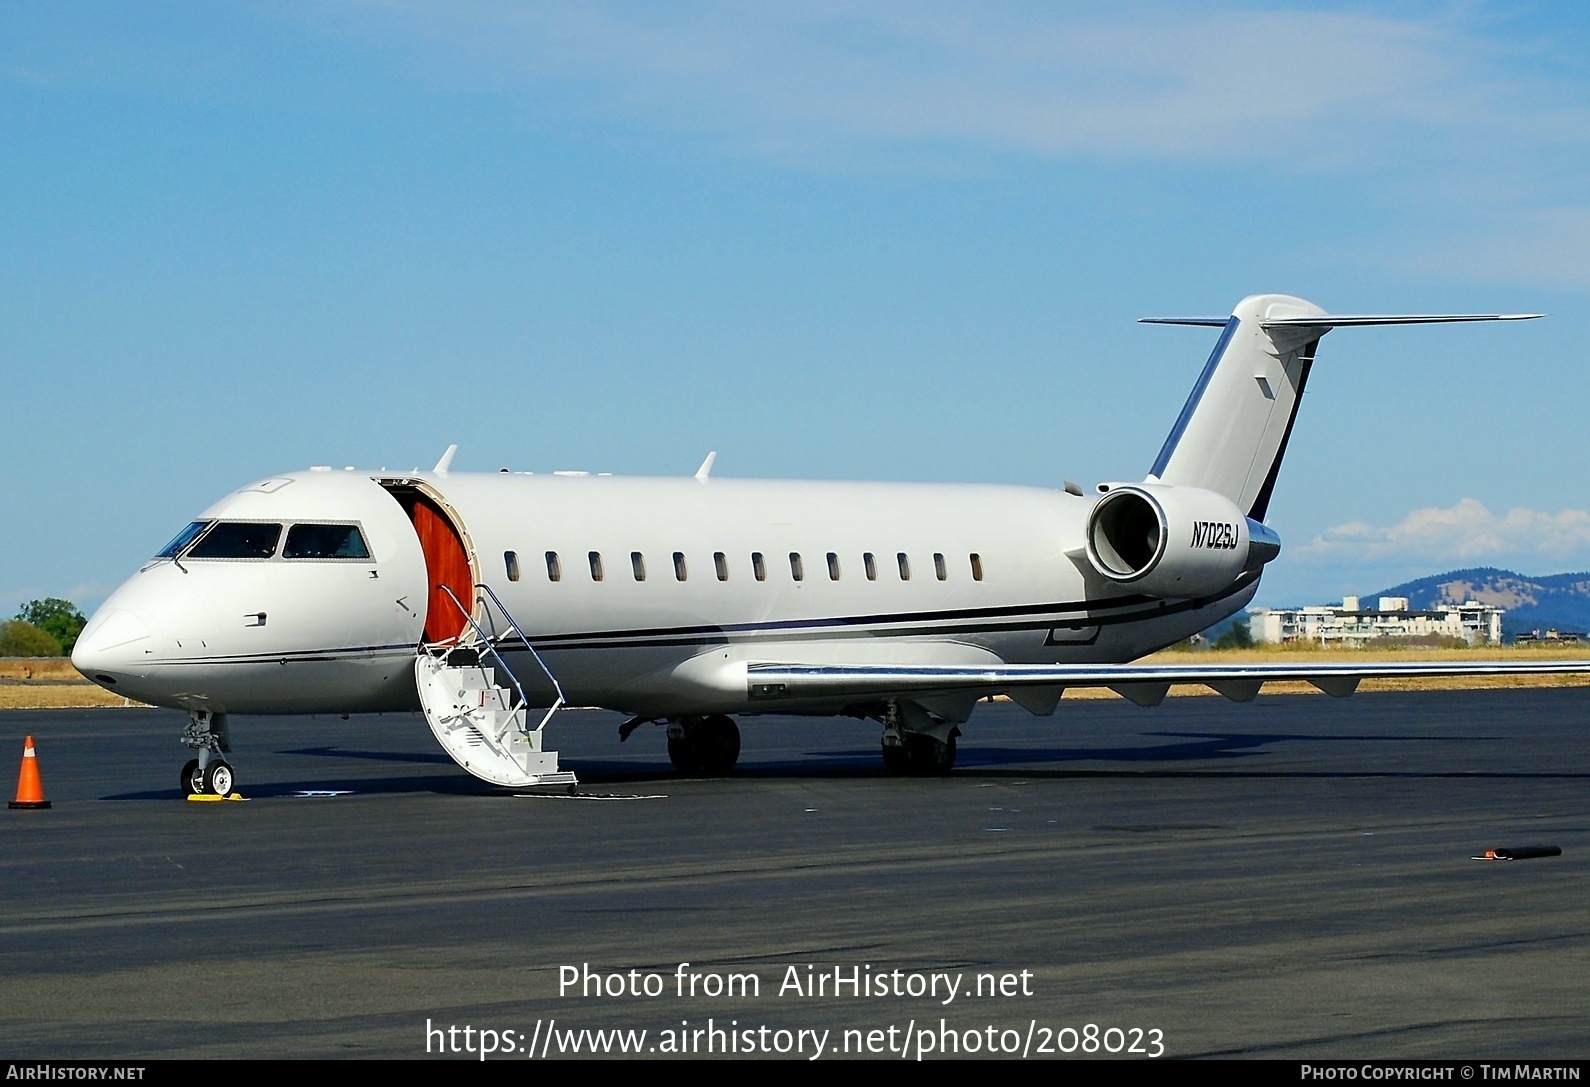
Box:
[1514,629,1586,645]
[1249,596,1504,647]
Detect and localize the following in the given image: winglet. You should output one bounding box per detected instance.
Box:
[695,451,717,482]
[433,444,458,475]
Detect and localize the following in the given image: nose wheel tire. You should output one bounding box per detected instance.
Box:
[182,758,237,796]
[204,760,236,797]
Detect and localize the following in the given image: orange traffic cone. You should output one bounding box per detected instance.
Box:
[9,736,51,810]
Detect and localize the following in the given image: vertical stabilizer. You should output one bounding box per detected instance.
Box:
[1146,294,1325,520]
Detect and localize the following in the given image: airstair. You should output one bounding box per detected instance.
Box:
[414,584,577,790]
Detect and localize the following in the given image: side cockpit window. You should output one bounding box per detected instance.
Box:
[187,522,283,559]
[283,524,371,559]
[155,521,212,559]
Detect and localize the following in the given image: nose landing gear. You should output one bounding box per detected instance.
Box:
[179,710,238,797]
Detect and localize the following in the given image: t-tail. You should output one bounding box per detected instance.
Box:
[1141,295,1541,521]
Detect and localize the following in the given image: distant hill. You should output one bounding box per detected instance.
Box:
[1368,568,1590,637]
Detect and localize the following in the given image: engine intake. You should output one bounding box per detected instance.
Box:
[1085,483,1279,598]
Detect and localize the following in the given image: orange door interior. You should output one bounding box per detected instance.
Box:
[410,496,473,644]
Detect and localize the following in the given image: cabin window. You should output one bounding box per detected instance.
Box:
[970,553,984,581]
[188,522,282,560]
[827,552,841,580]
[504,551,521,581]
[864,552,876,581]
[714,552,729,581]
[897,552,911,580]
[156,521,212,559]
[632,552,647,581]
[589,551,604,581]
[934,553,947,581]
[752,552,766,581]
[674,552,688,581]
[790,553,804,581]
[545,551,561,582]
[283,524,370,560]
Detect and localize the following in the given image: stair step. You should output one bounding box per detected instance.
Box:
[415,654,576,788]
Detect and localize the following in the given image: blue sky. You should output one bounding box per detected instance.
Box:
[4,2,1590,615]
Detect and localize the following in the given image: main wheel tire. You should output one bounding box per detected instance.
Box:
[204,760,235,797]
[181,759,202,797]
[697,715,741,776]
[667,732,702,775]
[880,741,911,775]
[903,732,957,776]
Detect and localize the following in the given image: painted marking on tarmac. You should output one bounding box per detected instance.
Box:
[513,793,668,801]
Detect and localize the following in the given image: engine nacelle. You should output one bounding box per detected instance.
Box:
[1084,483,1280,598]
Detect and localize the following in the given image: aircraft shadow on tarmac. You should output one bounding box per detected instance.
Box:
[103,773,502,801]
[278,744,454,765]
[102,728,1585,799]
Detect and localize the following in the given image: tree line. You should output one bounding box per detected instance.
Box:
[0,599,87,657]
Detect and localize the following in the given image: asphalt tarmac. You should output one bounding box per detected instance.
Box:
[2,689,1588,1060]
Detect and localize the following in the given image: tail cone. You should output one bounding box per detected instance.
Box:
[9,736,51,810]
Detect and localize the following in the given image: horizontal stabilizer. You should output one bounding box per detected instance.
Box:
[1261,313,1543,329]
[1141,313,1543,329]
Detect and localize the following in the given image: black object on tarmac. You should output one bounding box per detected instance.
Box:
[1473,846,1563,861]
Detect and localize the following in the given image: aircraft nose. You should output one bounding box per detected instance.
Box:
[72,608,153,683]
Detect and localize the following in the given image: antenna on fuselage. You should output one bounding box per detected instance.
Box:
[433,444,458,475]
[695,451,717,482]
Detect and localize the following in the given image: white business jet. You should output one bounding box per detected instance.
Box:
[72,294,1589,796]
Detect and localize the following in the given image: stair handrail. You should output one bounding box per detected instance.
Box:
[437,583,565,734]
[475,581,568,720]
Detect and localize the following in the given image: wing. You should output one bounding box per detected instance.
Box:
[745,660,1590,711]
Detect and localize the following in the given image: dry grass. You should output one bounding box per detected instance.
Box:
[0,685,145,709]
[0,658,149,708]
[1154,644,1590,662]
[1055,675,1590,700]
[1047,644,1590,699]
[0,658,81,680]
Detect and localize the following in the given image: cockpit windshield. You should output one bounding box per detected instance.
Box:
[283,524,370,559]
[186,522,283,559]
[155,521,212,559]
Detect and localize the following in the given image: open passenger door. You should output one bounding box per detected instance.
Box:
[380,479,576,790]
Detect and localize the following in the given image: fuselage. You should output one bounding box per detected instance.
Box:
[72,467,1258,717]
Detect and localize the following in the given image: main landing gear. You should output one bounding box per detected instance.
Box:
[179,710,237,797]
[879,700,959,776]
[666,714,741,776]
[880,731,958,775]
